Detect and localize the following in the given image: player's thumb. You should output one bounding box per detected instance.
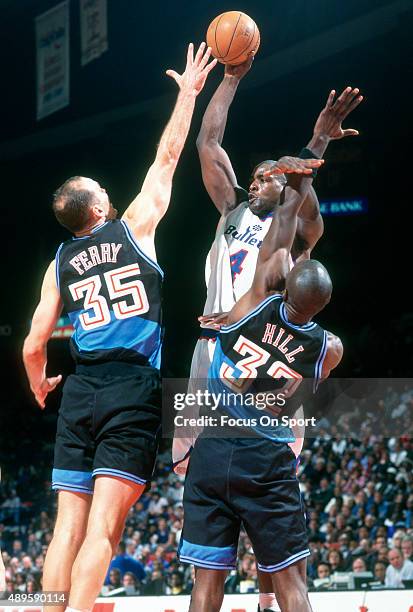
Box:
[343,128,359,137]
[165,69,180,82]
[47,374,62,390]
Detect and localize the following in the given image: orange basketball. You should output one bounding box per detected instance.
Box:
[206,11,260,65]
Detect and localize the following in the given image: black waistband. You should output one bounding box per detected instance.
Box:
[199,328,219,340]
[75,361,158,377]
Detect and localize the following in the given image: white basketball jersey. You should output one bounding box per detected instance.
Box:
[203,201,275,316]
[173,196,301,475]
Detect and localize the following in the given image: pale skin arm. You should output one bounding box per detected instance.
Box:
[122,43,216,260]
[22,261,63,409]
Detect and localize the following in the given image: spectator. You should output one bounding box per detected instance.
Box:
[352,558,367,573]
[385,548,413,588]
[148,492,168,516]
[317,563,331,579]
[166,571,186,595]
[107,568,122,591]
[122,572,139,594]
[374,561,387,585]
[105,542,146,585]
[144,570,166,596]
[327,550,344,573]
[401,535,413,562]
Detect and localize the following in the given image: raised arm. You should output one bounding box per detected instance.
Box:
[227,86,363,323]
[196,59,253,214]
[122,43,216,259]
[22,261,63,409]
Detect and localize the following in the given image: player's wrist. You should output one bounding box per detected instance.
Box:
[177,88,197,100]
[311,132,331,145]
[223,73,241,85]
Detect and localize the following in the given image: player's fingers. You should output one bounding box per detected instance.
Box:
[204,57,218,74]
[326,89,336,108]
[304,159,324,166]
[342,128,359,137]
[332,86,352,111]
[340,88,360,113]
[187,42,194,66]
[198,44,211,69]
[47,374,62,390]
[35,395,45,409]
[194,41,206,66]
[342,94,363,118]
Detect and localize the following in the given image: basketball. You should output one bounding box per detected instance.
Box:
[206,11,260,66]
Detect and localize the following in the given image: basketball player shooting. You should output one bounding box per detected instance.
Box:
[22,43,216,612]
[172,57,330,477]
[179,87,362,612]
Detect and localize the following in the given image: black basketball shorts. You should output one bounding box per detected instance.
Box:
[179,436,309,572]
[52,362,161,494]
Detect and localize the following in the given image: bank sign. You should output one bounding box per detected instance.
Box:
[319,198,368,216]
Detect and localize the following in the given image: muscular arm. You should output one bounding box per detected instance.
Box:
[22,261,63,408]
[321,332,343,379]
[293,186,324,261]
[196,61,252,214]
[122,43,216,259]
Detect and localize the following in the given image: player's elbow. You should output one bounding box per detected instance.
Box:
[196,130,220,151]
[22,335,44,362]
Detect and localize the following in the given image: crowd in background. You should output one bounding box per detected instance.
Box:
[1,385,412,596]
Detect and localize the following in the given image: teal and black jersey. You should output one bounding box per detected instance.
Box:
[208,294,328,442]
[56,219,163,368]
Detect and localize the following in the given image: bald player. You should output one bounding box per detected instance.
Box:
[178,88,363,612]
[174,59,362,611]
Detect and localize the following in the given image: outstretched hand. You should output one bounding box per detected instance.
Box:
[225,54,254,80]
[263,156,324,178]
[34,374,62,409]
[198,312,229,330]
[166,42,217,96]
[313,86,363,140]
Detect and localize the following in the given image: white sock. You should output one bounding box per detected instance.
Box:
[259,593,280,611]
[66,607,91,612]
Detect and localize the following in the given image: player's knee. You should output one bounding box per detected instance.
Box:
[190,589,223,612]
[279,585,308,612]
[53,519,86,548]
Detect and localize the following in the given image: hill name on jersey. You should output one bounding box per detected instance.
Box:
[262,323,305,364]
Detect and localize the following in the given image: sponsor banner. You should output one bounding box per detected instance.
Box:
[35,1,70,120]
[80,0,108,66]
[319,197,368,215]
[90,592,413,612]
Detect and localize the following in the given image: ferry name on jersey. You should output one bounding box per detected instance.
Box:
[70,242,123,275]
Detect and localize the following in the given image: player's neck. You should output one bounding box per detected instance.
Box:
[74,218,107,238]
[284,302,311,326]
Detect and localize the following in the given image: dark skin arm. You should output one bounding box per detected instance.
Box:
[197,60,320,214]
[291,86,363,260]
[196,61,253,214]
[226,86,363,325]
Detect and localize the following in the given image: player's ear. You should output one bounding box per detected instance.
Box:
[91,202,104,218]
